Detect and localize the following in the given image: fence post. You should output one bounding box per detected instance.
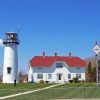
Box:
[84,87,85,98]
[52,88,53,99]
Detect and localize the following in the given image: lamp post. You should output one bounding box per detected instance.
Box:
[93,41,100,86]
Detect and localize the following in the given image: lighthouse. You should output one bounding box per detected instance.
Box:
[3,32,20,83]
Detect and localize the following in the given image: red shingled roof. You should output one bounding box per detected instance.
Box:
[30,56,86,68]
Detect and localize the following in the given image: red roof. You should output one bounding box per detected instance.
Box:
[30,56,86,68]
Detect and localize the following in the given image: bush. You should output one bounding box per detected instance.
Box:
[78,80,81,83]
[39,80,44,83]
[69,80,73,83]
[73,77,78,83]
[82,80,86,83]
[45,81,49,83]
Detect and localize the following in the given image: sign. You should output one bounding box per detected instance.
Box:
[93,44,100,55]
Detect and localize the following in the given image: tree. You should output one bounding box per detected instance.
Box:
[86,61,93,82]
[92,67,96,82]
[87,61,92,73]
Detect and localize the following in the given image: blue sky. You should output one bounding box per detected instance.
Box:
[0,0,100,73]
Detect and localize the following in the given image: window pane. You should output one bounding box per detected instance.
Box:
[76,74,81,79]
[76,74,78,78]
[56,63,63,68]
[79,74,81,78]
[68,74,71,79]
[37,74,43,79]
[48,74,52,79]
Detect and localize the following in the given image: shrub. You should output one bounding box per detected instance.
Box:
[78,80,81,83]
[73,77,78,83]
[45,81,49,83]
[82,80,86,83]
[39,80,44,83]
[69,80,73,83]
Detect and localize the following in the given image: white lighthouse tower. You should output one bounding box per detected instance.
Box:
[3,32,20,83]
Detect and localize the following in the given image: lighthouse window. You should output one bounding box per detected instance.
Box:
[7,67,12,74]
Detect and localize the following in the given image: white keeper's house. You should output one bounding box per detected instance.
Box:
[28,52,86,83]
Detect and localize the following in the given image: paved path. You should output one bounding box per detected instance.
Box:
[0,84,63,100]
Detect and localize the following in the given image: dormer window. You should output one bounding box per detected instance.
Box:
[56,63,63,68]
[7,67,12,74]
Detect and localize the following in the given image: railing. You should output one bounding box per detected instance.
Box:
[3,39,20,44]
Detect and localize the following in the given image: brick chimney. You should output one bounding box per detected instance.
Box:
[43,52,45,58]
[69,52,71,58]
[55,52,57,57]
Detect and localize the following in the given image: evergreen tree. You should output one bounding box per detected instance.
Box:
[87,61,92,73]
[86,61,93,82]
[92,67,96,82]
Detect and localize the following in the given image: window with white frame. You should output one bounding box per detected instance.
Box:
[56,63,63,68]
[37,74,43,79]
[68,74,71,79]
[48,74,52,79]
[78,74,81,78]
[76,74,81,79]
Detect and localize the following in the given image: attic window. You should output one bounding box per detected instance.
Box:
[56,63,63,68]
[7,67,12,74]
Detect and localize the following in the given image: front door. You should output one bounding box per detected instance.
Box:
[57,73,62,83]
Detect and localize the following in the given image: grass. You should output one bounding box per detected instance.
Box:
[0,83,54,97]
[53,82,96,88]
[3,82,100,100]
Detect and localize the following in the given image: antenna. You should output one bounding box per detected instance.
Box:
[17,26,21,35]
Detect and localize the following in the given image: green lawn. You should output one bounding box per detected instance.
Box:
[4,83,100,100]
[0,83,54,97]
[53,82,96,88]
